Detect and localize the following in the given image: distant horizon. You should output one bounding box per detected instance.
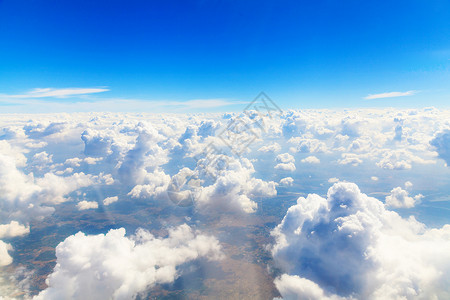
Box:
[1,87,449,114]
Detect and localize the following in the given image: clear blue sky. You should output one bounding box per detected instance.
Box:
[0,0,449,112]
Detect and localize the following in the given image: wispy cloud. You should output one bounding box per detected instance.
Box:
[0,97,241,113]
[364,90,418,100]
[0,87,243,112]
[5,87,109,98]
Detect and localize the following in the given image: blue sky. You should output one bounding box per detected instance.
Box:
[0,0,449,112]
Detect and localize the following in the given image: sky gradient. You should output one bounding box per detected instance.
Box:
[0,0,449,112]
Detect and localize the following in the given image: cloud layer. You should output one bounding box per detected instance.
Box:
[0,108,449,297]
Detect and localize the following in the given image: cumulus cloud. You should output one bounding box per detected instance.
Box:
[385,181,423,208]
[118,123,169,186]
[30,151,53,171]
[76,200,98,210]
[338,153,363,166]
[258,143,282,153]
[271,182,450,299]
[328,177,340,183]
[275,153,296,171]
[301,156,320,164]
[34,224,223,300]
[274,274,344,300]
[0,151,98,227]
[81,129,114,157]
[0,221,30,239]
[0,108,450,296]
[280,177,294,186]
[103,196,119,206]
[289,138,328,154]
[0,241,13,267]
[194,156,277,213]
[430,130,450,166]
[127,170,171,200]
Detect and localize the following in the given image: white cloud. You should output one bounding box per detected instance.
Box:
[0,241,13,267]
[118,123,169,185]
[301,156,320,164]
[371,176,379,181]
[194,157,277,213]
[258,143,281,153]
[364,90,417,100]
[328,177,340,183]
[385,181,423,208]
[31,151,53,171]
[7,87,109,98]
[430,130,450,166]
[34,225,223,300]
[280,177,294,186]
[338,153,363,166]
[275,153,296,171]
[275,162,296,172]
[103,196,119,206]
[385,187,416,208]
[271,182,450,299]
[76,200,98,211]
[0,221,30,239]
[0,109,450,297]
[274,274,344,300]
[128,170,171,200]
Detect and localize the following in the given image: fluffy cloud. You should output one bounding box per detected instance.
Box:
[271,182,450,299]
[385,187,415,208]
[34,224,223,300]
[301,156,320,164]
[103,196,119,206]
[258,143,282,153]
[0,221,30,239]
[0,241,13,267]
[328,177,340,183]
[118,123,169,186]
[81,129,114,157]
[76,200,98,210]
[338,153,363,166]
[194,156,277,213]
[385,181,423,208]
[275,153,296,171]
[274,274,344,300]
[127,170,171,200]
[1,108,450,297]
[280,177,294,186]
[30,151,53,171]
[430,130,450,166]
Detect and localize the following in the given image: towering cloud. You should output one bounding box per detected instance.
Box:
[271,182,450,299]
[431,130,450,166]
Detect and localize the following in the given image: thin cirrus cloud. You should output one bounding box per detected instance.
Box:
[0,87,239,112]
[8,87,110,99]
[364,90,418,100]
